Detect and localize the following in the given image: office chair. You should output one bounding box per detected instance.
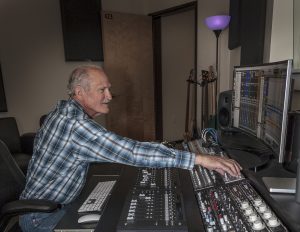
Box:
[0,117,36,174]
[0,139,59,232]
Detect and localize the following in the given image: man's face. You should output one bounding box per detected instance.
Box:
[76,69,112,118]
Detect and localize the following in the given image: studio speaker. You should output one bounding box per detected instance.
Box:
[218,90,233,130]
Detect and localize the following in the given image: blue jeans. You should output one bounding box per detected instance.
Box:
[19,209,65,232]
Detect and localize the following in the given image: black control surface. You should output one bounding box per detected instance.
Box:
[117,168,188,232]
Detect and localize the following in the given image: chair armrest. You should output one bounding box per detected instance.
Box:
[20,133,36,154]
[1,199,60,217]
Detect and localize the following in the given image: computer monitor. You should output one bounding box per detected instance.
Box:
[232,60,293,163]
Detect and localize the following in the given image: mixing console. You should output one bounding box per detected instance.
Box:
[187,138,289,232]
[117,168,187,232]
[115,138,289,232]
[188,139,245,190]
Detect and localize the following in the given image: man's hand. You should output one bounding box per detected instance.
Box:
[195,154,242,177]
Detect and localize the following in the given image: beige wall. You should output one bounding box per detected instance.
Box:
[268,0,293,62]
[0,0,103,134]
[294,0,300,69]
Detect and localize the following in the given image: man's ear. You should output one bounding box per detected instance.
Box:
[74,85,83,98]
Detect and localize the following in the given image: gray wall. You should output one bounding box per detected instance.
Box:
[0,0,102,134]
[0,0,295,134]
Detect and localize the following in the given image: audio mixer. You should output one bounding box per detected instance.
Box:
[117,168,187,232]
[115,138,289,232]
[188,139,289,232]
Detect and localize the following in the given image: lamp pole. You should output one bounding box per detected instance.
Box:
[204,15,230,129]
[213,29,221,129]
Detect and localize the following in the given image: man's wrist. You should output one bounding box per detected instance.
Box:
[195,153,203,166]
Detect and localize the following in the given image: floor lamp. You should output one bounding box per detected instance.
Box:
[204,15,231,128]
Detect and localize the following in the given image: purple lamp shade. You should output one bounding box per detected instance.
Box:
[205,15,231,31]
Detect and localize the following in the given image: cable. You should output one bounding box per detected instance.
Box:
[201,128,219,146]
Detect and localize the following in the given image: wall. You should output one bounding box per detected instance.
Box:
[294,0,300,69]
[268,0,293,62]
[0,0,231,135]
[0,0,103,134]
[102,0,192,15]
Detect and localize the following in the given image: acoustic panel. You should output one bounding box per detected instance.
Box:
[60,0,104,61]
[228,0,241,50]
[240,0,267,65]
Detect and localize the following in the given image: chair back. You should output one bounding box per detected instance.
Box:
[0,139,25,209]
[0,117,22,154]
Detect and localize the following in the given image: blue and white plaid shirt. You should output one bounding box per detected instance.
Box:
[20,99,195,204]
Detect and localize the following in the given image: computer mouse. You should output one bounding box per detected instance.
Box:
[78,214,101,224]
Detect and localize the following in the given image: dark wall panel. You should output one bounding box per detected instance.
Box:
[240,0,267,65]
[228,0,267,65]
[228,0,241,50]
[60,0,103,61]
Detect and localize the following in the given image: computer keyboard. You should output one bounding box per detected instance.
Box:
[78,180,116,213]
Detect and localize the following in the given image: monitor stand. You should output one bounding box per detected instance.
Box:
[262,159,300,203]
[262,177,296,194]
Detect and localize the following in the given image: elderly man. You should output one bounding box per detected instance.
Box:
[19,65,241,231]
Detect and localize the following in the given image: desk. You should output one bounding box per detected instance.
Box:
[55,161,300,232]
[55,164,203,232]
[55,163,124,232]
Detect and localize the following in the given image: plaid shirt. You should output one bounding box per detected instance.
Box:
[20,99,195,204]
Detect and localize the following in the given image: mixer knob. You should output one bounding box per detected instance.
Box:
[241,201,249,209]
[254,198,262,207]
[248,213,257,222]
[207,226,214,232]
[268,216,280,227]
[221,224,228,231]
[252,220,265,230]
[244,207,253,216]
[263,210,272,219]
[258,204,267,213]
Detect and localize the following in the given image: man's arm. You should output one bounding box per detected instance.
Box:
[195,154,242,177]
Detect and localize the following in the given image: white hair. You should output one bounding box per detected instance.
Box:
[67,65,103,97]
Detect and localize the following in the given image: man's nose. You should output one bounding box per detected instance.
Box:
[106,89,112,101]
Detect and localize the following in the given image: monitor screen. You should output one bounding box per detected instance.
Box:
[232,60,293,163]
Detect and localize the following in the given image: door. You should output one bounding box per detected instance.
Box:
[161,9,196,141]
[102,11,155,141]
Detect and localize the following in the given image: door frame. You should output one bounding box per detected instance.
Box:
[149,1,198,141]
